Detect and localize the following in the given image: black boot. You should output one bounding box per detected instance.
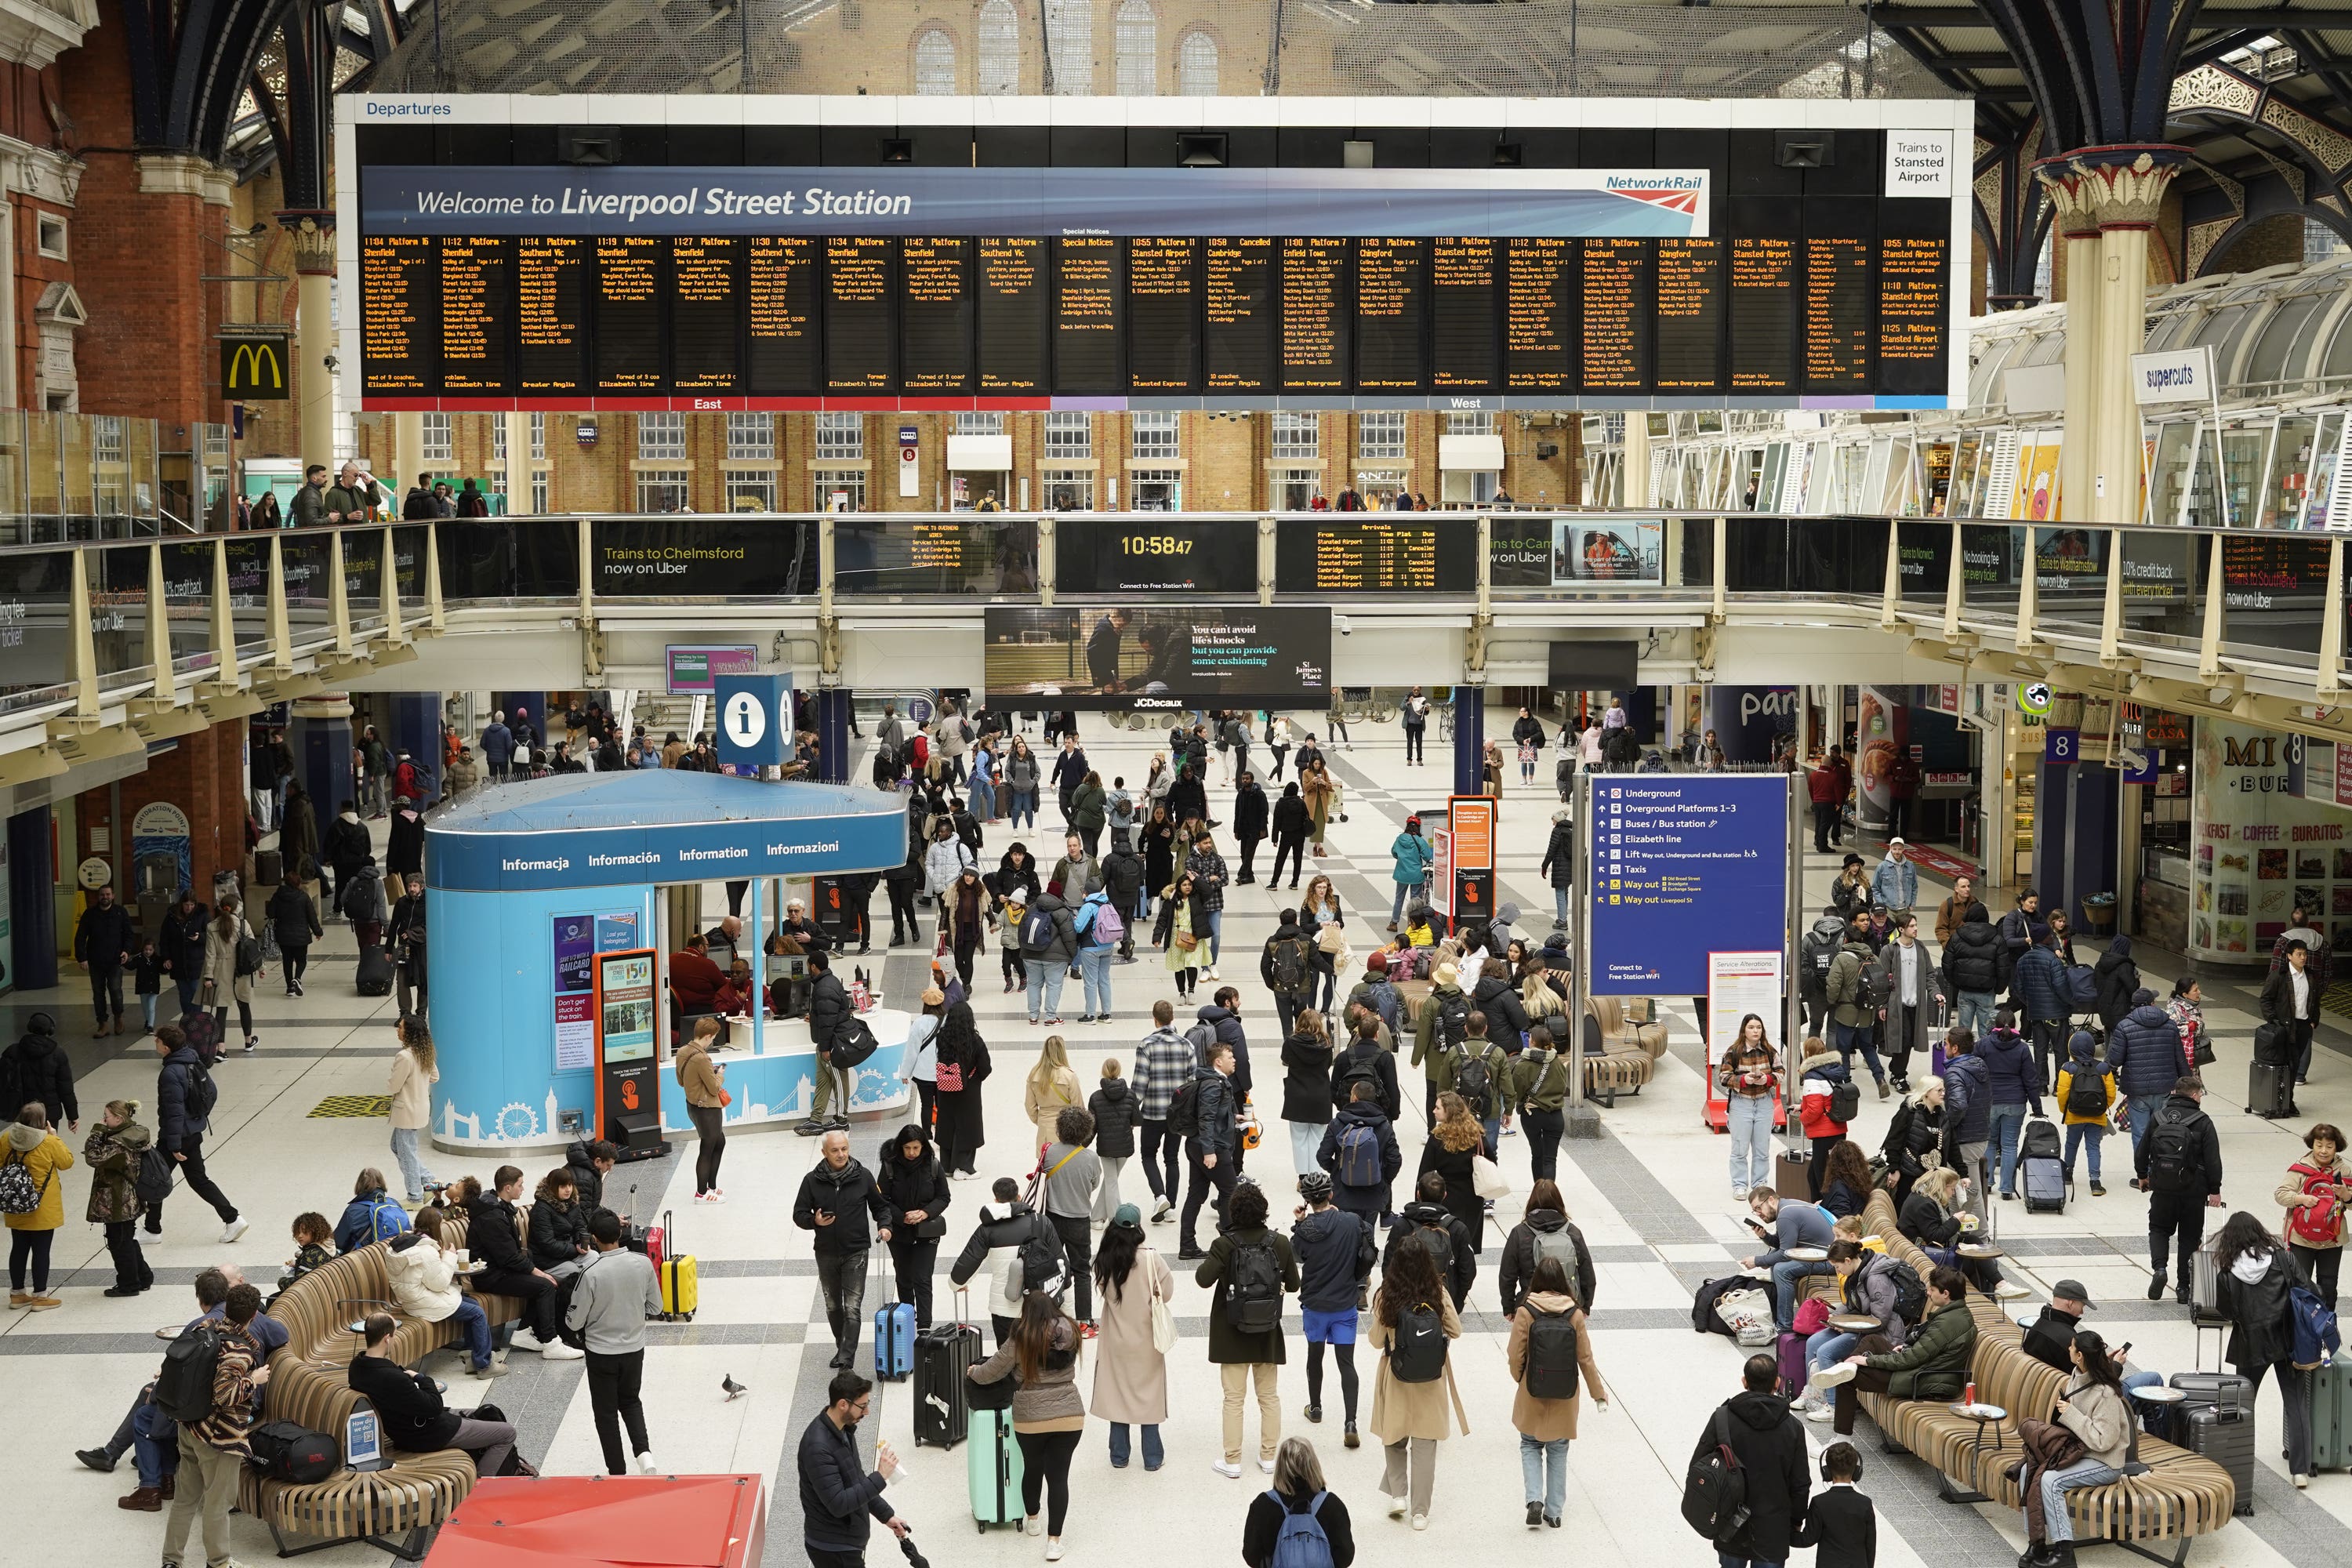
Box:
[2147,1270,2165,1301]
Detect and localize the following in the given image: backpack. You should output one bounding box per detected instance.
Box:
[1826,1078,1861,1124]
[1408,1223,1454,1282]
[1432,991,1471,1051]
[135,1145,174,1207]
[1335,1119,1384,1187]
[1530,1225,1585,1301]
[234,931,264,977]
[2292,1282,2343,1370]
[361,1197,409,1245]
[153,1321,230,1423]
[1454,1050,1494,1119]
[1185,1019,1218,1064]
[1523,1304,1581,1399]
[552,1265,590,1350]
[1801,918,1846,989]
[1267,1490,1335,1568]
[0,1149,48,1215]
[1018,906,1055,953]
[1222,1236,1284,1336]
[1017,1212,1067,1298]
[178,1007,223,1065]
[2065,1062,2111,1119]
[248,1421,339,1484]
[1272,937,1313,996]
[2067,964,2100,1010]
[2287,1162,2345,1248]
[1166,1075,1204,1139]
[1091,901,1125,947]
[1682,1406,1752,1544]
[1857,958,1893,1013]
[831,1016,881,1070]
[1388,1300,1448,1382]
[2142,1106,2201,1194]
[1873,1254,1929,1330]
[184,1061,220,1123]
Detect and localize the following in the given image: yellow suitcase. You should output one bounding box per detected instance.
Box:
[659,1254,699,1320]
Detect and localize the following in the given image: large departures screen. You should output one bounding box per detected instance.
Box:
[348,108,1963,409]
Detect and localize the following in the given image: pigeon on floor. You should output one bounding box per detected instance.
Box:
[721,1373,749,1401]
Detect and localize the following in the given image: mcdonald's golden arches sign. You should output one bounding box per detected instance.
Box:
[220,335,289,401]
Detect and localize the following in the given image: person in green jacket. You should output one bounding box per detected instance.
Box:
[1810,1264,1978,1436]
[1408,963,1471,1125]
[1388,818,1433,931]
[1070,771,1108,858]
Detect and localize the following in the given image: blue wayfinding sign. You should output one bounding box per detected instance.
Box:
[1588,773,1790,995]
[716,673,793,769]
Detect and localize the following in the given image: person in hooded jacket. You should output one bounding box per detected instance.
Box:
[1977,1008,2047,1201]
[1537,811,1574,931]
[266,870,324,998]
[2013,926,2072,1084]
[1881,1076,1946,1206]
[84,1098,154,1296]
[1321,1078,1404,1229]
[1938,1029,1994,1216]
[1795,1037,1853,1201]
[1511,1022,1573,1182]
[877,1123,950,1328]
[1293,1171,1376,1443]
[2055,1030,2116,1196]
[1389,818,1436,932]
[2214,1210,2318,1487]
[1824,914,1889,1094]
[1087,1060,1137,1224]
[949,1175,1065,1345]
[1280,1008,1338,1176]
[1269,782,1312,891]
[150,1024,243,1243]
[1471,958,1530,1051]
[160,891,209,1018]
[1382,1173,1477,1311]
[1939,904,2008,1040]
[1508,1253,1610,1530]
[386,1207,500,1377]
[2093,935,2142,1034]
[1693,1355,1812,1563]
[1496,1178,1596,1317]
[1232,769,1269,885]
[386,795,426,878]
[527,1168,592,1275]
[2,1012,77,1132]
[2105,988,2185,1149]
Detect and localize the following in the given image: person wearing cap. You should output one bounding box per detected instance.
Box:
[1828,854,1872,923]
[1090,1203,1174,1469]
[1871,839,1917,921]
[1292,1170,1375,1447]
[2020,1279,2165,1396]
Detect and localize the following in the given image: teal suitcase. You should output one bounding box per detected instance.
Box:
[967,1407,1024,1530]
[2313,1353,2352,1471]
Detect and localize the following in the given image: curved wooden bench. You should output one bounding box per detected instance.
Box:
[1846,1190,2235,1566]
[245,1209,525,1560]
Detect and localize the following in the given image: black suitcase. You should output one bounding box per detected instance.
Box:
[354,942,394,997]
[254,848,283,887]
[2179,1402,2258,1515]
[2251,1059,2295,1120]
[2022,1154,2067,1213]
[913,1320,983,1448]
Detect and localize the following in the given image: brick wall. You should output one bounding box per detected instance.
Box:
[74,717,249,915]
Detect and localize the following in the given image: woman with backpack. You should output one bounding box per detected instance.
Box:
[0,1102,71,1309]
[1281,1009,1338,1176]
[199,895,259,1054]
[1496,1178,1595,1317]
[1024,1035,1083,1163]
[1796,1036,1855,1201]
[2277,1122,2349,1312]
[1091,1204,1174,1470]
[1242,1439,1356,1567]
[83,1098,154,1297]
[1198,1181,1301,1480]
[1508,1254,1608,1530]
[2054,1029,2115,1198]
[1882,1076,1947,1207]
[1366,1223,1464,1529]
[2214,1210,2320,1489]
[1417,1094,1489,1257]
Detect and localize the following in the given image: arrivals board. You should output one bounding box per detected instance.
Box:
[1273,520,1479,594]
[347,104,1966,408]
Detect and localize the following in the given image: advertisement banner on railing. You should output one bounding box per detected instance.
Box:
[591,517,815,598]
[1490,517,1662,588]
[983,605,1330,710]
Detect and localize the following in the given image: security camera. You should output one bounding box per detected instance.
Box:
[1335,615,1353,637]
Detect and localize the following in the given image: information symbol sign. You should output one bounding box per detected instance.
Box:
[724,691,767,750]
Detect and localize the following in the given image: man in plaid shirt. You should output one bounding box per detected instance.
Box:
[163,1281,268,1568]
[1131,999,1197,1223]
[1185,833,1230,979]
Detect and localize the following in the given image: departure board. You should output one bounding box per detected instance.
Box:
[977,238,1047,394]
[1204,237,1275,392]
[439,237,510,393]
[826,236,895,391]
[1878,201,1950,397]
[1729,238,1798,392]
[1432,238,1498,391]
[1654,239,1722,393]
[747,236,820,393]
[1804,235,1871,391]
[1581,238,1650,392]
[1127,237,1200,393]
[1274,519,1479,594]
[360,234,435,394]
[1356,238,1426,391]
[1504,238,1573,391]
[670,236,740,393]
[1279,238,1348,390]
[517,236,590,394]
[900,237,973,393]
[593,236,663,391]
[1054,236,1122,394]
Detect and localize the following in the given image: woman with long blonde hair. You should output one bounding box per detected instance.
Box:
[387,1015,439,1201]
[1025,1034,1082,1160]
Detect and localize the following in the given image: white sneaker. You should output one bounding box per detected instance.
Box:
[1258,1458,1276,1475]
[1809,1361,1860,1390]
[1410,1515,1428,1531]
[1210,1460,1243,1479]
[1045,1542,1064,1563]
[220,1218,249,1243]
[539,1340,585,1361]
[1387,1498,1406,1520]
[633,1452,659,1475]
[510,1330,547,1352]
[1025,1516,1044,1536]
[1207,967,1221,980]
[1806,1401,1836,1423]
[137,1232,159,1247]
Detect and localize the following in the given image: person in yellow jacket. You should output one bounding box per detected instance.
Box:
[4,1104,76,1308]
[2053,1028,2115,1197]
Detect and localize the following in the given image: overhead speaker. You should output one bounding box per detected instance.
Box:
[558,126,620,165]
[1774,130,1835,169]
[1178,132,1229,168]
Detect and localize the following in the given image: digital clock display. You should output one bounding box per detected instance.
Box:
[1054,517,1256,594]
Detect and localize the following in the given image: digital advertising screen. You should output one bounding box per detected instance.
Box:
[984,605,1331,710]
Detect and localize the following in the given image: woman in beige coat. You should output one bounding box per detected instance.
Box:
[674,1017,729,1201]
[1507,1255,1610,1530]
[1088,1204,1174,1469]
[198,895,259,1053]
[387,1017,438,1201]
[1024,1034,1082,1162]
[1365,1232,1465,1530]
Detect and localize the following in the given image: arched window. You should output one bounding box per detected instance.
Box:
[1046,0,1092,93]
[913,29,956,94]
[1115,0,1156,95]
[978,0,1018,94]
[1176,29,1218,96]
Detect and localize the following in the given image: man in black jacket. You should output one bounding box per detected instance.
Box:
[471,1165,579,1358]
[1,1012,77,1131]
[793,1130,893,1368]
[1261,909,1317,1042]
[1269,782,1311,891]
[2135,1076,2226,1305]
[1232,770,1269,884]
[798,1370,907,1568]
[1101,837,1145,961]
[1290,1171,1374,1437]
[74,884,136,1037]
[1178,1042,1239,1260]
[322,800,372,913]
[805,952,855,1132]
[161,892,209,1017]
[1693,1354,1811,1568]
[567,1138,619,1226]
[151,1025,243,1242]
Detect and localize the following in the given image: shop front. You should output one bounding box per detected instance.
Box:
[2185,719,2343,967]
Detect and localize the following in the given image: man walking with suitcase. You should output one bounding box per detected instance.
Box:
[566,1210,665,1476]
[2135,1076,2224,1305]
[799,1371,909,1568]
[795,1131,893,1369]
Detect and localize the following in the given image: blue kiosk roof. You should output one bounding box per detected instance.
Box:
[424,771,909,893]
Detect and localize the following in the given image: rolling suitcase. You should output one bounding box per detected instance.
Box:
[914,1308,983,1450]
[2169,1370,2256,1417]
[354,942,393,998]
[653,1209,697,1321]
[967,1408,1024,1529]
[1777,1330,1809,1399]
[2250,1059,2295,1120]
[2310,1355,2352,1472]
[2192,1236,2224,1322]
[2178,1402,2258,1515]
[1774,1149,1813,1202]
[874,1255,916,1382]
[2022,1154,2067,1213]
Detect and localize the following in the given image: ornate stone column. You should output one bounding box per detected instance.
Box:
[280,211,338,471]
[2037,179,2103,524]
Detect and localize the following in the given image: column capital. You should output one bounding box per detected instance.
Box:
[2032,144,2193,231]
[277,209,336,275]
